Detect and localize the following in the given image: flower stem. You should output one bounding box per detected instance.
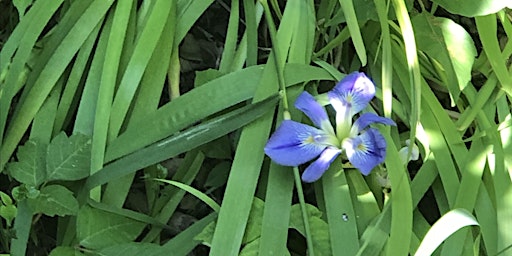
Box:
[260,0,290,119]
[293,167,315,256]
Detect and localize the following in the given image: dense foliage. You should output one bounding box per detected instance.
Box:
[0,0,511,255]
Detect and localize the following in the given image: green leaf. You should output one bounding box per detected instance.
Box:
[48,246,85,256]
[412,13,476,103]
[243,197,265,244]
[0,191,13,205]
[86,94,279,190]
[430,0,512,17]
[289,204,331,256]
[194,197,265,247]
[77,205,146,250]
[12,184,40,201]
[0,204,17,226]
[194,69,224,87]
[162,213,217,254]
[46,133,91,182]
[194,221,215,247]
[415,209,479,256]
[240,238,262,256]
[204,161,231,189]
[12,0,33,18]
[98,243,167,256]
[27,185,79,217]
[7,140,46,186]
[200,136,233,160]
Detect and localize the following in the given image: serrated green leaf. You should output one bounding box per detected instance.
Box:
[46,133,91,181]
[27,185,78,217]
[77,205,146,250]
[7,140,46,186]
[12,184,40,201]
[98,243,167,256]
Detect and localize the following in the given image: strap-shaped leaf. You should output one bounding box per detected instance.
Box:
[415,209,479,256]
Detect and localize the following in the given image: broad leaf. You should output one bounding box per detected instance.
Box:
[46,133,91,181]
[48,246,85,256]
[77,205,146,250]
[289,204,331,256]
[243,197,264,244]
[430,0,512,17]
[240,238,260,256]
[98,243,167,256]
[27,185,79,217]
[0,204,17,226]
[412,13,476,103]
[7,140,46,186]
[194,197,264,246]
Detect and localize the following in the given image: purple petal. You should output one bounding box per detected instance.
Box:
[351,113,396,135]
[342,128,387,175]
[301,147,341,182]
[295,92,334,134]
[264,120,335,166]
[328,72,376,117]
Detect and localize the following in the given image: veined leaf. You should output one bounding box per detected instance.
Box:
[77,205,146,250]
[7,140,46,186]
[27,185,79,217]
[46,133,91,182]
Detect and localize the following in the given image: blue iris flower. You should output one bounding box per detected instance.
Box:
[264,72,396,182]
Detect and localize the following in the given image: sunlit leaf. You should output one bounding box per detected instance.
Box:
[430,0,512,17]
[12,0,33,18]
[412,13,476,103]
[415,209,479,256]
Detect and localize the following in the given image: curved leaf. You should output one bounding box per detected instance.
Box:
[430,0,511,17]
[415,209,479,256]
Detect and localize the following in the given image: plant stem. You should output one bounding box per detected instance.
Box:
[293,167,315,256]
